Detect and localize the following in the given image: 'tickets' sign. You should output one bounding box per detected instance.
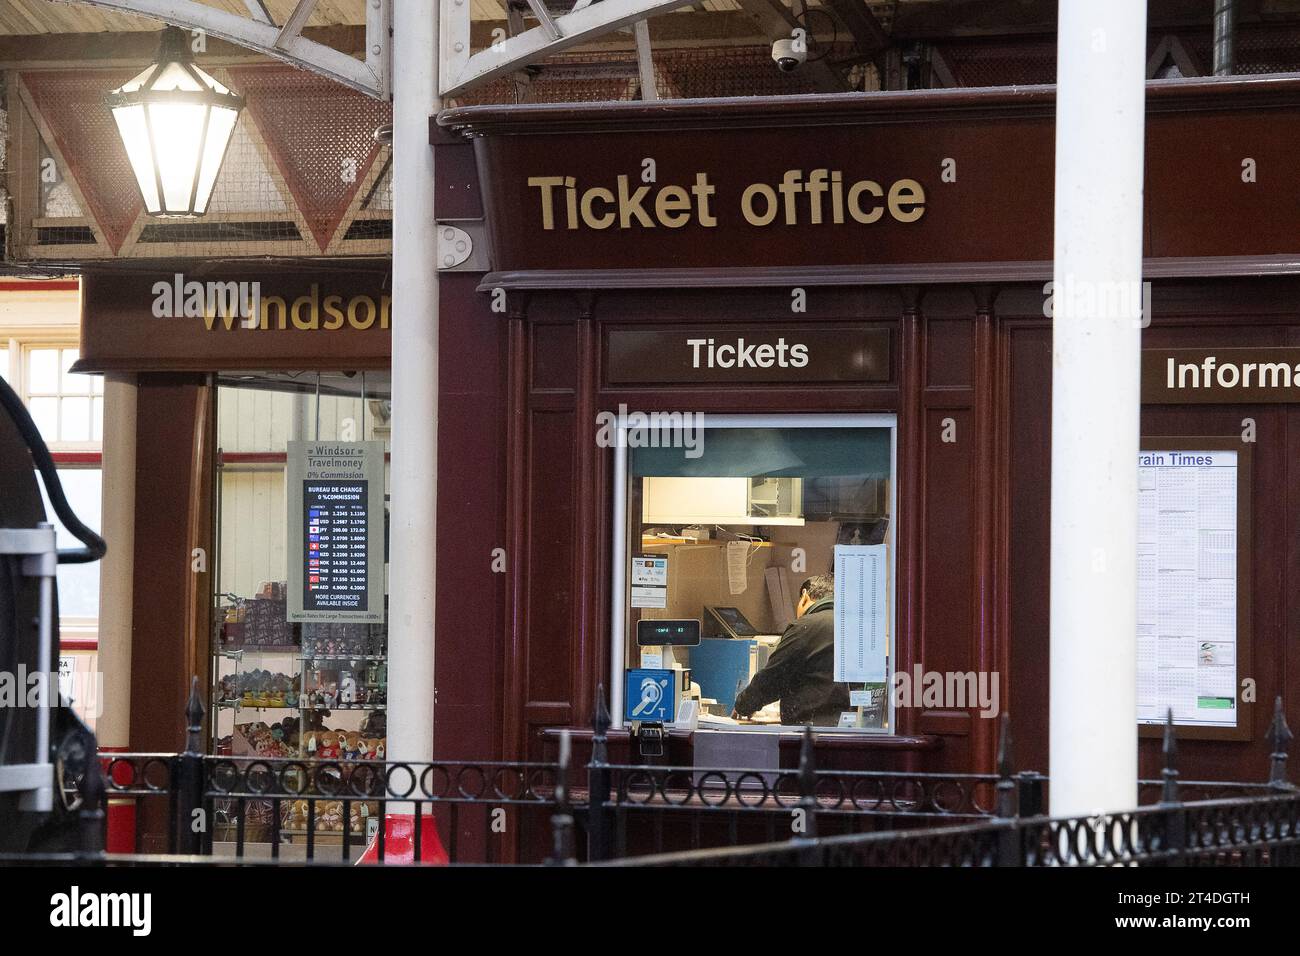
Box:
[604,327,891,385]
[1142,349,1300,404]
[286,440,386,623]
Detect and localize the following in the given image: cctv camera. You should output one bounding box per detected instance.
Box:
[771,38,807,73]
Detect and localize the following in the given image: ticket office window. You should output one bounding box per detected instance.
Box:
[614,414,896,733]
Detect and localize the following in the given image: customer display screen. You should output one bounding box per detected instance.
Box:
[302,480,370,612]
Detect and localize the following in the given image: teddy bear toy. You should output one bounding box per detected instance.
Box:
[317,731,340,760]
[342,732,362,760]
[285,800,309,831]
[318,800,344,831]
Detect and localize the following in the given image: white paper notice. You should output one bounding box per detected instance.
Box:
[833,544,889,684]
[1136,450,1238,729]
[726,540,749,595]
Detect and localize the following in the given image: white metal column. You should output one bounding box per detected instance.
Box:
[1050,0,1148,816]
[96,373,138,751]
[386,0,439,766]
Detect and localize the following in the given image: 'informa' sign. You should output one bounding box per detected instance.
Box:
[286,440,385,623]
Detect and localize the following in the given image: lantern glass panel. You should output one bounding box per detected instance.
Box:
[193,65,233,96]
[110,101,161,212]
[117,64,156,96]
[194,106,239,214]
[152,61,204,93]
[147,100,209,212]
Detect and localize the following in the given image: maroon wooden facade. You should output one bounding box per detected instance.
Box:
[482,276,1300,783]
[440,76,1300,783]
[80,76,1300,812]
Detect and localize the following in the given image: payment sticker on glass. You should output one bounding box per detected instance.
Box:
[631,554,668,608]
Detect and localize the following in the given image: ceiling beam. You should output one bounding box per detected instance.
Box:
[889,0,1248,39]
[242,0,273,25]
[48,0,387,96]
[274,0,320,50]
[441,0,721,97]
[821,0,889,53]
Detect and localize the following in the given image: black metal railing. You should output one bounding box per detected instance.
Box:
[604,701,1300,868]
[21,680,1300,867]
[609,791,1300,867]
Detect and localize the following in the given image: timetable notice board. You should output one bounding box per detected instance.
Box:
[833,544,889,685]
[1137,441,1251,739]
[286,440,386,623]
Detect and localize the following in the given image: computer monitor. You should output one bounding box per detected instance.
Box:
[703,605,759,639]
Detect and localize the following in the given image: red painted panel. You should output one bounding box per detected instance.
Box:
[1006,324,1052,777]
[525,408,577,704]
[530,321,579,392]
[434,274,507,761]
[917,405,976,772]
[129,375,205,764]
[925,319,975,389]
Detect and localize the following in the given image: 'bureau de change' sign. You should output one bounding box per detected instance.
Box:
[287,440,386,623]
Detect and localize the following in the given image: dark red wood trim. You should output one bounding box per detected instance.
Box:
[572,314,599,727]
[76,358,392,374]
[479,254,1300,292]
[50,452,102,466]
[440,73,1300,136]
[59,636,98,651]
[896,290,923,741]
[971,287,998,776]
[595,388,900,413]
[993,305,1016,775]
[0,280,79,291]
[541,726,943,752]
[219,452,287,465]
[501,309,529,765]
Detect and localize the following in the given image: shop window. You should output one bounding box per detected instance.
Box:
[212,374,391,791]
[22,346,103,446]
[615,414,896,734]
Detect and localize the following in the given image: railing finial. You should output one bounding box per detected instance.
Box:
[591,683,611,768]
[1269,695,1295,790]
[78,737,107,858]
[796,725,818,850]
[593,682,611,735]
[798,724,816,790]
[1160,707,1180,804]
[184,675,205,755]
[995,713,1015,818]
[996,712,1013,778]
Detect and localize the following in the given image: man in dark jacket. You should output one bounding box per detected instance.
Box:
[732,574,848,726]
